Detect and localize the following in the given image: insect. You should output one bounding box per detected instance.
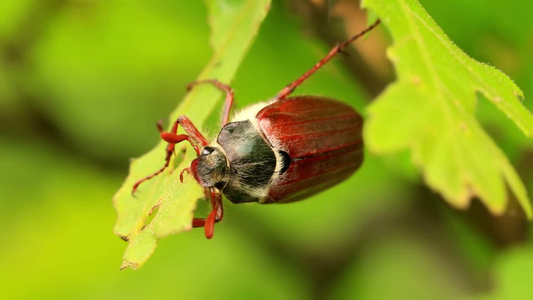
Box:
[132,19,380,239]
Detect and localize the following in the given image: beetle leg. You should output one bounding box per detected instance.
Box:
[179,167,191,183]
[192,187,223,239]
[187,79,235,126]
[275,19,380,101]
[161,115,209,155]
[132,115,208,195]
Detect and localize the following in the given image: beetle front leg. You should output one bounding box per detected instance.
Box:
[187,79,235,126]
[132,115,208,195]
[192,187,223,239]
[160,115,209,155]
[179,167,192,183]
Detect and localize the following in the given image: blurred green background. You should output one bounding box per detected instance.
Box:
[1,0,532,299]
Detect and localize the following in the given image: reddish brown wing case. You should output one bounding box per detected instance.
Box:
[256,96,363,203]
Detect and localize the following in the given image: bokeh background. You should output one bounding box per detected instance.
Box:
[1,0,532,299]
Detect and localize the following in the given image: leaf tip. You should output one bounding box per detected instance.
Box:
[120,260,138,271]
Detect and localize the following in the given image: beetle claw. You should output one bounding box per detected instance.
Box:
[204,210,217,239]
[191,211,217,239]
[180,167,191,183]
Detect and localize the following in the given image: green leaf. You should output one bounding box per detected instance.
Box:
[362,0,533,217]
[476,245,533,300]
[113,0,271,270]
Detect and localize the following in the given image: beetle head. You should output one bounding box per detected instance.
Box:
[191,145,229,189]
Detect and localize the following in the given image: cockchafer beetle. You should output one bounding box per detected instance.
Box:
[132,19,380,239]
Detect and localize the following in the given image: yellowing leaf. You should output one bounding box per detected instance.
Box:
[113,0,271,270]
[362,0,533,216]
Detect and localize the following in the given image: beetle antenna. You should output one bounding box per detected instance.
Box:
[276,18,381,100]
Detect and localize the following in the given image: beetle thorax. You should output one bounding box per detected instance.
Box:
[191,145,230,189]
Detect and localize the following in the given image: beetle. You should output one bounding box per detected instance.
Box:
[132,19,380,239]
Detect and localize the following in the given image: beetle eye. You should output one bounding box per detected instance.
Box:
[202,146,215,156]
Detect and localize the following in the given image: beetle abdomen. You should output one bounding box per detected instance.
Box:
[217,120,277,203]
[256,96,363,203]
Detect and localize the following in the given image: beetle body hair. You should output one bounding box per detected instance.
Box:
[230,99,288,178]
[216,115,278,203]
[215,125,269,200]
